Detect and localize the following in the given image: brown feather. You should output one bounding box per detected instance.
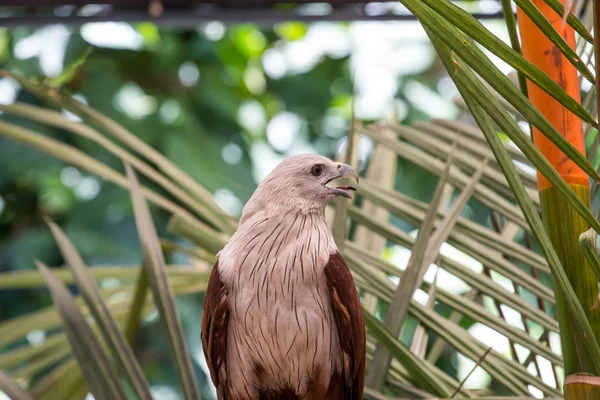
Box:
[324,251,366,400]
[201,261,230,399]
[257,388,298,400]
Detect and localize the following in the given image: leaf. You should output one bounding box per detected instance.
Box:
[47,47,92,89]
[417,120,540,194]
[362,388,398,400]
[0,102,214,226]
[45,218,153,400]
[11,346,71,383]
[425,158,488,254]
[500,0,529,95]
[0,298,157,374]
[346,216,559,332]
[124,265,149,345]
[359,178,548,273]
[125,163,200,400]
[429,119,532,166]
[367,144,457,389]
[409,271,437,358]
[354,125,398,315]
[451,346,491,398]
[382,123,539,203]
[363,311,454,397]
[421,0,593,111]
[410,301,556,395]
[30,359,85,400]
[0,333,65,371]
[332,77,358,250]
[429,49,600,235]
[168,214,229,253]
[360,126,529,228]
[398,0,600,179]
[34,260,128,400]
[430,32,600,375]
[546,0,591,41]
[513,0,594,81]
[424,281,561,365]
[0,370,33,400]
[0,119,215,238]
[0,277,202,354]
[561,0,573,28]
[351,238,559,395]
[0,70,236,235]
[580,228,600,280]
[0,265,204,289]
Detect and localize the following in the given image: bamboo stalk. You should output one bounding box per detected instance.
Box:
[516,0,600,396]
[565,375,600,400]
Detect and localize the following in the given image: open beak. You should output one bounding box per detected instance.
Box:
[324,163,359,199]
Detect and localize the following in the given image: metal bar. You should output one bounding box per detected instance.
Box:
[0,8,507,27]
[4,0,373,5]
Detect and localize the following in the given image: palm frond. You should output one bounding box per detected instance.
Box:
[1,2,599,396]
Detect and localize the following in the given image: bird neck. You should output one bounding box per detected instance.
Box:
[240,194,327,226]
[240,205,328,231]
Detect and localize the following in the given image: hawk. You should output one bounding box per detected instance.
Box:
[202,154,365,400]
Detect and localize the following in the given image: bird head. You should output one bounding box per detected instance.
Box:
[241,154,359,221]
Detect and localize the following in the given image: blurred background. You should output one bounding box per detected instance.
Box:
[0,1,548,399]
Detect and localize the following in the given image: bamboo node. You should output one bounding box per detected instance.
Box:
[565,373,600,387]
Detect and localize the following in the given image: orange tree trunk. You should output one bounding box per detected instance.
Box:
[517,1,600,397]
[518,1,588,190]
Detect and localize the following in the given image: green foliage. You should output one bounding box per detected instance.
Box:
[0,3,599,400]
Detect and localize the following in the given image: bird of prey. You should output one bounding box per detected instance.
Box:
[202,154,366,400]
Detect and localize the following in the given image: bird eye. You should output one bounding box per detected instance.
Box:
[311,165,323,177]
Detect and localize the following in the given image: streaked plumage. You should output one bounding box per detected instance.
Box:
[202,154,365,400]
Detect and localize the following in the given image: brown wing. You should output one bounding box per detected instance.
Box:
[201,260,230,399]
[324,251,366,400]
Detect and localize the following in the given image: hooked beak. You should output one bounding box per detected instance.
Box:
[323,163,359,199]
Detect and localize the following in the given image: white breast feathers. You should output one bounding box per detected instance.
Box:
[217,211,342,399]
